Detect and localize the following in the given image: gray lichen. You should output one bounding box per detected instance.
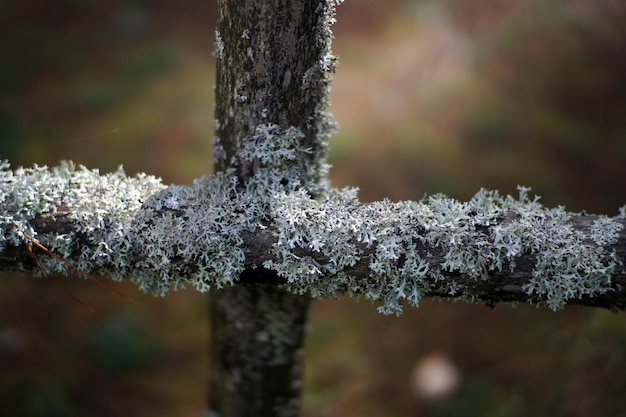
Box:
[265,185,624,313]
[213,0,339,198]
[213,30,224,60]
[0,159,164,276]
[2,159,624,313]
[235,123,330,195]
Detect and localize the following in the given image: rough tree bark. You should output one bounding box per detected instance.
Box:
[208,1,341,416]
[1,0,626,416]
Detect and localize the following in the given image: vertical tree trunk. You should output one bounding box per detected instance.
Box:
[212,0,337,192]
[209,285,310,417]
[208,1,340,415]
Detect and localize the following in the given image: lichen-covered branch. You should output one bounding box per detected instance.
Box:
[2,161,625,314]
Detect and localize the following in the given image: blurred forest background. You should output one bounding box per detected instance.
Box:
[1,0,625,416]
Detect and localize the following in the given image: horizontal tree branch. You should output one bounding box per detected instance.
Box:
[2,161,625,313]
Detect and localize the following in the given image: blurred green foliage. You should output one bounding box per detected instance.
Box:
[83,312,163,375]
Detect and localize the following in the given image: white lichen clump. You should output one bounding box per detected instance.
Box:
[129,172,267,295]
[1,159,623,313]
[0,159,164,276]
[236,123,331,196]
[213,30,224,60]
[267,185,623,313]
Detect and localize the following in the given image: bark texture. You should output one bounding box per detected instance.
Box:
[209,285,309,417]
[213,0,337,195]
[209,1,340,416]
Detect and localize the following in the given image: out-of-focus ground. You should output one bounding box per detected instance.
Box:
[1,1,626,416]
